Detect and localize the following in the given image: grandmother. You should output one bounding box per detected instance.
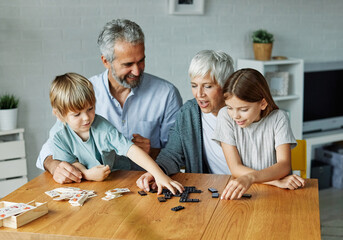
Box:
[137,50,234,191]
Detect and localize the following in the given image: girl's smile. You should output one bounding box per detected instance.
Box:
[225,95,267,128]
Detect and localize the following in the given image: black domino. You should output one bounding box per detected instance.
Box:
[242,193,252,198]
[212,192,219,198]
[158,197,166,202]
[208,188,218,193]
[138,191,147,196]
[171,205,185,211]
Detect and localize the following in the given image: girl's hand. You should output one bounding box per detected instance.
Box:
[84,165,111,181]
[154,174,184,195]
[136,172,157,192]
[276,174,305,189]
[221,174,253,200]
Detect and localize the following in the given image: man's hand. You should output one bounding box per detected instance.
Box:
[132,134,151,154]
[44,156,82,184]
[131,134,160,159]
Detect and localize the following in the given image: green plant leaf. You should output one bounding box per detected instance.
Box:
[252,29,274,43]
[0,94,19,109]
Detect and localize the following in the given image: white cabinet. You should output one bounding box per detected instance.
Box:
[303,129,343,177]
[237,58,304,139]
[0,128,27,198]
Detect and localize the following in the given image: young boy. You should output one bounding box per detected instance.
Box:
[49,72,183,194]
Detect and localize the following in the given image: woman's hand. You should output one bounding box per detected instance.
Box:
[136,172,157,192]
[221,174,253,200]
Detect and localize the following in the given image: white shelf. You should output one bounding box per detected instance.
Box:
[237,58,304,139]
[273,95,299,101]
[0,128,27,198]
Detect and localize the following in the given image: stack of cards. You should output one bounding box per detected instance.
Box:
[45,187,96,206]
[102,188,130,201]
[0,203,36,220]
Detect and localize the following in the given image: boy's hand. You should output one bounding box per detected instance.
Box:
[276,174,305,189]
[84,165,111,182]
[53,161,82,184]
[154,174,184,195]
[221,175,253,200]
[136,172,157,192]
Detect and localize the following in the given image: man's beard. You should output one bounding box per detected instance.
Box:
[111,65,142,89]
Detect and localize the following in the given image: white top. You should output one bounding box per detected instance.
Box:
[201,112,231,174]
[213,108,297,170]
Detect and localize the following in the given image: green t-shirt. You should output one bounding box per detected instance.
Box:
[51,114,134,170]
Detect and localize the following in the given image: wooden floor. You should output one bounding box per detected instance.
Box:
[319,187,343,240]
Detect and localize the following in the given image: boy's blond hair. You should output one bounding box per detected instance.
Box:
[50,73,96,117]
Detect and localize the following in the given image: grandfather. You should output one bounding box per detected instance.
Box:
[37,19,182,183]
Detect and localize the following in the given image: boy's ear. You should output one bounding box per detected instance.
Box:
[101,55,111,70]
[52,108,64,122]
[260,98,268,110]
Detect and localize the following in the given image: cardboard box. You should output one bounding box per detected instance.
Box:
[315,144,343,189]
[315,145,343,169]
[311,160,332,190]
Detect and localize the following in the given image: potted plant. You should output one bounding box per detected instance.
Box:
[252,29,274,61]
[0,94,19,131]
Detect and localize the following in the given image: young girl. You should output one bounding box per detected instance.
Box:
[213,68,305,200]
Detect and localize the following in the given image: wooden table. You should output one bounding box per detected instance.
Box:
[0,170,321,240]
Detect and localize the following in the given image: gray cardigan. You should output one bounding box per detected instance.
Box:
[156,98,210,175]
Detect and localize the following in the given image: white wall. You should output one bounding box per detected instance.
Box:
[1,0,343,180]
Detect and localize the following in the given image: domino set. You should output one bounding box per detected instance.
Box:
[137,186,252,212]
[45,187,97,206]
[102,188,131,201]
[0,201,48,229]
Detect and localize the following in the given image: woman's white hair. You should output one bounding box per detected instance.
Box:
[188,50,234,88]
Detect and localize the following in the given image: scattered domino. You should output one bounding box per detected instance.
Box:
[242,194,252,198]
[212,193,219,198]
[106,188,130,195]
[102,194,123,201]
[208,188,218,193]
[158,197,166,202]
[45,187,96,206]
[68,193,88,206]
[102,188,130,201]
[171,205,185,211]
[138,191,147,196]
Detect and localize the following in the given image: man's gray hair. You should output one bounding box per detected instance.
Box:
[188,50,234,88]
[97,19,145,63]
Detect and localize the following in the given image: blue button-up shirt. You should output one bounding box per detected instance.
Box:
[36,70,182,170]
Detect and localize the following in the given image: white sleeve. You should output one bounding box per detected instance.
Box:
[36,138,54,170]
[36,120,63,170]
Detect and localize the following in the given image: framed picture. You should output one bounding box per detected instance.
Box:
[265,72,289,96]
[168,0,205,15]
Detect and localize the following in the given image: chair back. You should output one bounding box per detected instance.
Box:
[291,139,307,178]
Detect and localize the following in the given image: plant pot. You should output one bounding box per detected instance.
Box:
[253,43,273,61]
[0,108,18,131]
